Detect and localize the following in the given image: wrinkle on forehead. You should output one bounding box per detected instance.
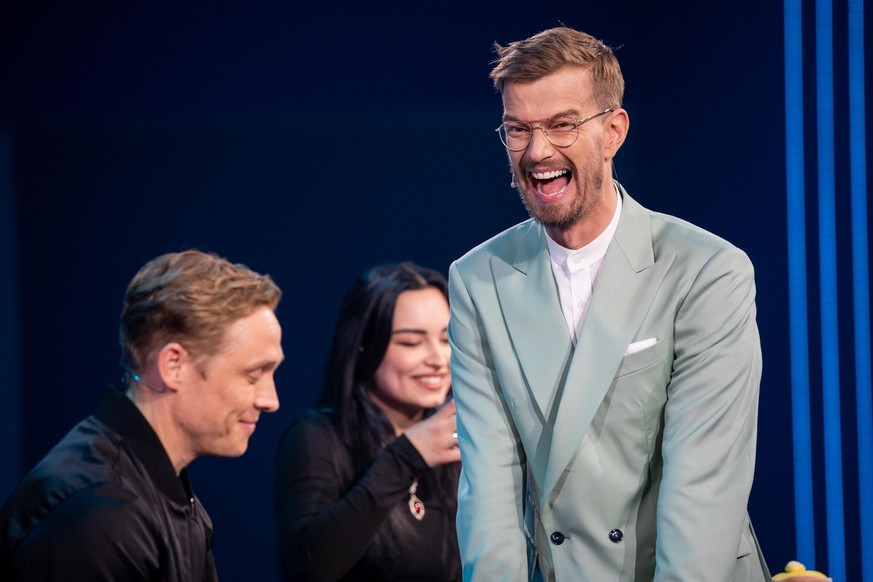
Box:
[501,67,595,122]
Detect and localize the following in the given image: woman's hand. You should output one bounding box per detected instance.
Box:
[404,399,462,468]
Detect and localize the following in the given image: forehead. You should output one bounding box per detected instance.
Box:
[501,66,593,120]
[210,307,283,360]
[392,288,449,328]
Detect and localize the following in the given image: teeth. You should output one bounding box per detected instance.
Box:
[416,376,443,385]
[531,169,568,180]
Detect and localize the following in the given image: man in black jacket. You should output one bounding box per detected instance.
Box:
[0,249,285,581]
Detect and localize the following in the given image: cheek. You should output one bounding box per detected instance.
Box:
[373,355,413,393]
[211,381,250,417]
[373,364,402,392]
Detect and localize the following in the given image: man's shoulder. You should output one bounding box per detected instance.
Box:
[0,424,159,580]
[650,211,738,252]
[453,218,541,271]
[16,416,127,494]
[620,190,739,254]
[621,191,750,271]
[0,415,155,549]
[646,211,755,282]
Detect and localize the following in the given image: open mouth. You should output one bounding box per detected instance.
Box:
[414,375,447,389]
[530,169,571,198]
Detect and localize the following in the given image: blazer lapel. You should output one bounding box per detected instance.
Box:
[543,188,675,499]
[491,223,573,419]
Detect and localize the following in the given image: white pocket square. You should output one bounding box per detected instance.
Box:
[624,337,658,356]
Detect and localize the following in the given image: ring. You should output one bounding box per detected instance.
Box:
[452,432,458,440]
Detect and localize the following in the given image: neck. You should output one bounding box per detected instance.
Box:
[368,393,424,436]
[546,183,617,250]
[127,386,192,474]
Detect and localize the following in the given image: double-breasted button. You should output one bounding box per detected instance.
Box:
[608,529,624,543]
[549,531,565,545]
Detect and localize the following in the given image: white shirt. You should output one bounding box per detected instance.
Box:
[546,188,622,343]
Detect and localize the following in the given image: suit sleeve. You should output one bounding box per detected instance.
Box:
[655,246,763,581]
[448,261,531,582]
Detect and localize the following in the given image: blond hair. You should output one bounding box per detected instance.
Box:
[120,250,281,374]
[490,27,624,110]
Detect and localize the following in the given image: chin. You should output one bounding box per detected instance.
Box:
[220,441,250,458]
[424,393,450,409]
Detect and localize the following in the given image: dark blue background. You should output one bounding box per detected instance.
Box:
[2,1,869,579]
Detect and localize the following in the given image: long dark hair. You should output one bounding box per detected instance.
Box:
[318,261,460,577]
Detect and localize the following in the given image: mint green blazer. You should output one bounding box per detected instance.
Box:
[448,184,770,581]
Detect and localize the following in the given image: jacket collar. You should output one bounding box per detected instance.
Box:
[492,182,675,499]
[96,387,194,507]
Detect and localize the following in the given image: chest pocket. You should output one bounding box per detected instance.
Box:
[614,339,667,378]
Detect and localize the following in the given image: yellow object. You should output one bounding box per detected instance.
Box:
[772,560,830,580]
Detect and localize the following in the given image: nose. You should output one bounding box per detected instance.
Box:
[525,123,556,163]
[424,339,450,369]
[254,375,280,413]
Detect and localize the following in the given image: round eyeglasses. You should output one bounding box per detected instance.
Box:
[496,109,613,151]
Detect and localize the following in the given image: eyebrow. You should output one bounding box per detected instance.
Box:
[391,328,448,335]
[503,109,580,122]
[245,356,285,373]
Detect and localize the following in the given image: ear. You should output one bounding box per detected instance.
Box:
[603,108,629,160]
[156,342,188,391]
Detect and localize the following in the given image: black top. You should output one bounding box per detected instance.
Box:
[275,409,461,581]
[0,388,218,581]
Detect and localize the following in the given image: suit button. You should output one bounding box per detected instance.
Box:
[549,531,565,545]
[608,529,623,543]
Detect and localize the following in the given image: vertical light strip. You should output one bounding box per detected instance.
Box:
[816,0,846,579]
[848,0,871,572]
[785,0,817,566]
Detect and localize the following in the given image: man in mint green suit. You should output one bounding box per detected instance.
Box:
[448,27,770,581]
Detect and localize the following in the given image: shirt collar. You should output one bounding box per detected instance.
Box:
[546,184,623,272]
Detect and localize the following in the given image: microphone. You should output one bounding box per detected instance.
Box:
[128,370,167,393]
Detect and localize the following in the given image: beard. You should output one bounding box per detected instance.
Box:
[514,158,605,230]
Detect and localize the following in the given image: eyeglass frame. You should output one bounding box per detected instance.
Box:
[495,108,614,152]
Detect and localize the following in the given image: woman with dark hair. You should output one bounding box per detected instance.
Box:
[275,262,462,581]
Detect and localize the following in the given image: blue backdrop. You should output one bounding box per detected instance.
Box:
[1,1,870,579]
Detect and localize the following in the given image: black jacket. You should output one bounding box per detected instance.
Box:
[275,409,461,581]
[0,388,218,581]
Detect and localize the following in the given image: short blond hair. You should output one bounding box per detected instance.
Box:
[120,250,281,374]
[490,27,625,110]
